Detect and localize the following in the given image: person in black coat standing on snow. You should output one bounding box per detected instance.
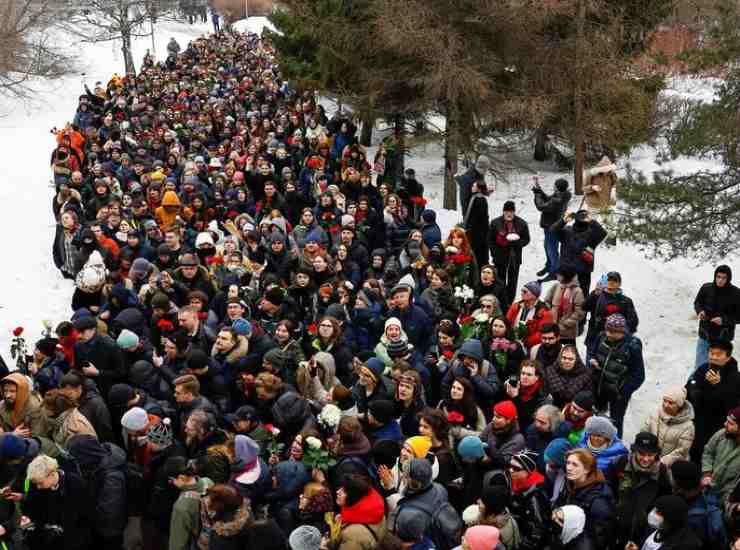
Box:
[550,210,607,297]
[692,265,740,370]
[488,201,531,307]
[463,180,490,271]
[532,177,571,282]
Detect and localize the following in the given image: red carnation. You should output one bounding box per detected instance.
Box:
[442,350,454,360]
[605,304,619,314]
[12,327,23,337]
[450,254,473,265]
[410,196,428,206]
[307,323,317,335]
[157,319,175,332]
[459,315,474,325]
[447,411,465,424]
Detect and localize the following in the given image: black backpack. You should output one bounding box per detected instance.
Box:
[396,497,463,550]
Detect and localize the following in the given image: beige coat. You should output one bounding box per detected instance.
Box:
[337,520,386,550]
[544,281,585,339]
[583,158,618,211]
[641,401,695,466]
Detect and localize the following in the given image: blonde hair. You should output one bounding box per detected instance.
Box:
[27,455,58,482]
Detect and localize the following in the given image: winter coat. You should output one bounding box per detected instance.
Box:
[534,187,571,229]
[640,402,695,466]
[480,421,527,468]
[456,166,484,215]
[129,360,174,403]
[422,220,442,250]
[169,477,214,550]
[53,224,79,275]
[67,436,128,539]
[587,333,645,400]
[74,332,126,399]
[543,358,593,409]
[509,476,549,550]
[554,480,615,549]
[577,434,628,472]
[550,219,607,274]
[23,469,93,550]
[544,280,586,340]
[583,290,639,348]
[386,303,433,355]
[440,357,500,407]
[702,429,740,504]
[0,373,47,435]
[48,407,97,448]
[506,300,554,350]
[687,358,740,456]
[77,380,114,442]
[335,489,386,550]
[488,215,531,268]
[198,498,251,550]
[582,164,617,211]
[693,265,740,342]
[606,455,671,548]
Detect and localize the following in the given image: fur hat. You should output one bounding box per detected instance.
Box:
[289,526,322,550]
[584,415,617,441]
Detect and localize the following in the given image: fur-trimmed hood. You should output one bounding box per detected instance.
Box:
[212,334,249,364]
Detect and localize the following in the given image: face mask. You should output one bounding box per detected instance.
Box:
[647,509,663,529]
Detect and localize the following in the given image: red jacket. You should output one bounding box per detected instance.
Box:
[506,300,554,350]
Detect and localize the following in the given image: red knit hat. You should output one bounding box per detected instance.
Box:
[493,400,518,420]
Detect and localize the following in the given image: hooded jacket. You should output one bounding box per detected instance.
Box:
[577,433,628,472]
[336,489,386,550]
[694,265,740,342]
[0,373,47,435]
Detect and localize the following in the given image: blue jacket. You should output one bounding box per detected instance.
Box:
[577,434,628,472]
[422,222,442,250]
[369,420,403,444]
[388,303,432,355]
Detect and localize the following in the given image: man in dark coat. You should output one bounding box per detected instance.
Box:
[488,201,531,306]
[686,339,740,462]
[533,177,571,281]
[693,265,740,370]
[550,210,607,297]
[456,155,490,215]
[59,373,114,442]
[584,271,639,354]
[463,180,490,270]
[73,316,126,402]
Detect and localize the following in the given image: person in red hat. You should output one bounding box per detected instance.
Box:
[479,400,525,468]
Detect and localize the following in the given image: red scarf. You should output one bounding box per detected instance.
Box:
[519,379,543,403]
[511,470,545,494]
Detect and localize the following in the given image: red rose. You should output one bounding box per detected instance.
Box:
[447,411,465,424]
[442,350,454,360]
[459,315,474,325]
[307,323,317,335]
[410,196,428,206]
[157,319,175,332]
[450,254,472,265]
[197,312,208,321]
[605,304,619,314]
[12,327,23,337]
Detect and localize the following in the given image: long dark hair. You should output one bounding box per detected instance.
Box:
[446,377,479,428]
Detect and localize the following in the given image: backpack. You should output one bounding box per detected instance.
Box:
[398,499,462,550]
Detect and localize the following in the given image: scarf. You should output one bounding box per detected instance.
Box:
[511,470,545,494]
[519,379,543,403]
[558,282,576,319]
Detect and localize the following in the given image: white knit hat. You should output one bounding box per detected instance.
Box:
[121,407,148,431]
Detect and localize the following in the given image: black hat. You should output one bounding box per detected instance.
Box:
[631,432,660,454]
[73,316,97,332]
[264,286,284,306]
[157,243,172,256]
[186,349,209,371]
[225,405,258,427]
[573,390,595,411]
[503,200,516,212]
[670,460,701,491]
[555,178,569,192]
[368,400,396,425]
[35,337,59,357]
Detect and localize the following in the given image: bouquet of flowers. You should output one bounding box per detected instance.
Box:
[459,310,491,340]
[318,404,342,432]
[447,410,466,425]
[302,436,337,472]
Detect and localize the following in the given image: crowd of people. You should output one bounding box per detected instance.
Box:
[6,23,737,550]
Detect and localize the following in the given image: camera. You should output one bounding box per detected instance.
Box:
[508,375,519,387]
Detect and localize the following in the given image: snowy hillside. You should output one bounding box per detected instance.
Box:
[0,18,728,441]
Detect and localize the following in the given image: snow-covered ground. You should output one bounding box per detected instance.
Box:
[0,17,728,441]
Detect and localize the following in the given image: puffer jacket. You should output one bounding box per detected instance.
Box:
[577,434,628,473]
[640,402,695,466]
[554,479,615,549]
[544,280,586,339]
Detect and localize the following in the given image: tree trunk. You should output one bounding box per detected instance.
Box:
[393,113,405,184]
[443,106,458,211]
[574,0,585,195]
[122,29,136,76]
[360,114,373,146]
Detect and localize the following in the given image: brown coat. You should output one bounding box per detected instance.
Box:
[544,281,586,339]
[583,160,618,211]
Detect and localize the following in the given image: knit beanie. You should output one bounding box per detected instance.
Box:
[386,340,410,358]
[0,434,28,459]
[543,438,574,468]
[573,391,595,411]
[364,357,385,382]
[108,383,136,407]
[116,329,140,350]
[147,418,173,447]
[510,450,538,473]
[405,436,432,459]
[523,281,541,298]
[662,386,687,408]
[129,258,151,279]
[729,406,740,423]
[457,436,488,460]
[289,526,322,550]
[584,415,617,441]
[121,407,149,431]
[464,526,500,550]
[406,458,433,491]
[150,292,170,310]
[605,313,627,332]
[493,400,518,420]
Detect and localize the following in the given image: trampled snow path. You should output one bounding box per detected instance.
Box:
[0,18,730,442]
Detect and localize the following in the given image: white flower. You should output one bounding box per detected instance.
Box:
[474,312,489,323]
[462,504,481,526]
[454,286,464,298]
[318,404,342,429]
[270,426,281,437]
[305,436,322,450]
